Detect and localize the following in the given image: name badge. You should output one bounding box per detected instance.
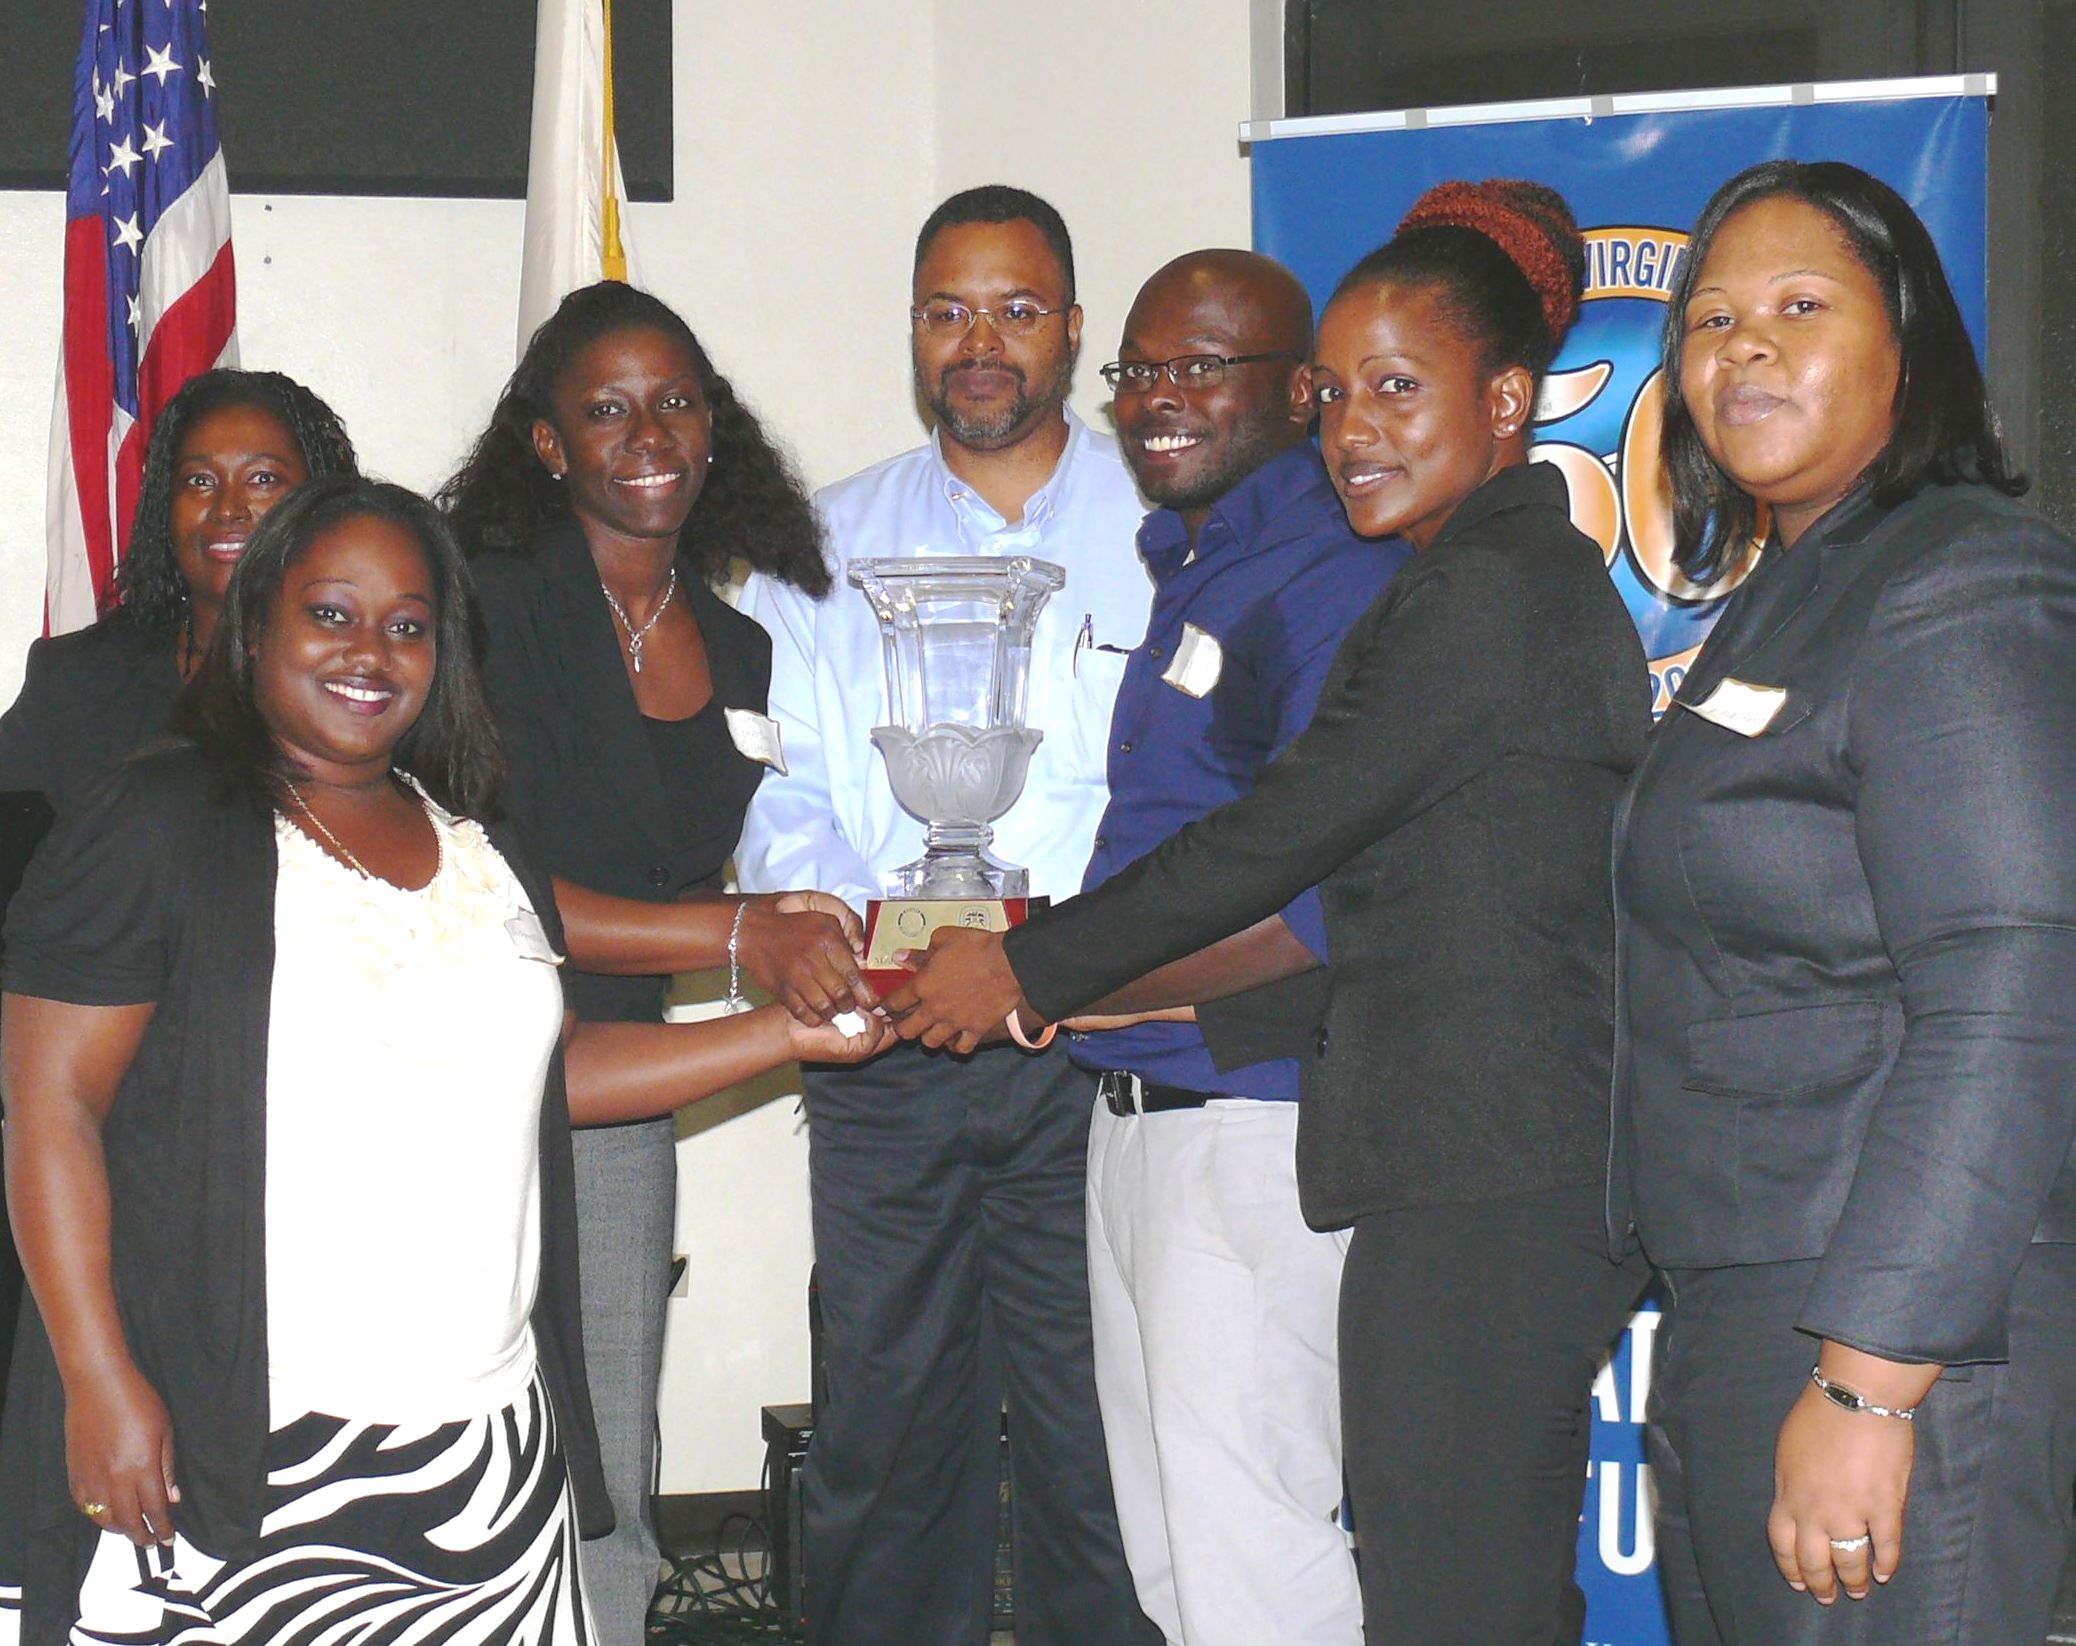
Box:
[1687,677,1788,737]
[506,905,566,965]
[1161,623,1224,699]
[725,708,789,773]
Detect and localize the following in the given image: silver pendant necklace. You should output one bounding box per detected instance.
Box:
[601,564,679,674]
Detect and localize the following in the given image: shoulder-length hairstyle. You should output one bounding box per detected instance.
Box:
[436,280,831,595]
[106,368,358,636]
[1660,159,2025,582]
[174,476,506,820]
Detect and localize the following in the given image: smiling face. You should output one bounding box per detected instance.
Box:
[169,402,311,620]
[253,514,438,787]
[912,218,1081,453]
[1312,280,1533,549]
[532,324,714,555]
[1678,195,1901,546]
[1113,256,1311,531]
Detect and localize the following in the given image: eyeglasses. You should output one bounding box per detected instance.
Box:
[910,299,1071,337]
[1100,352,1304,395]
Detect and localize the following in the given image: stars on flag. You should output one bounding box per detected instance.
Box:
[107,135,141,176]
[112,212,143,253]
[140,119,173,160]
[141,42,180,83]
[197,57,214,95]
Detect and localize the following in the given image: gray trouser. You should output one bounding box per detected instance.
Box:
[570,1116,677,1645]
[1650,1245,2076,1646]
[800,1044,1158,1646]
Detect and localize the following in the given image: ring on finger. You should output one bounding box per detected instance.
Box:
[1828,1534,1872,1553]
[78,1500,107,1519]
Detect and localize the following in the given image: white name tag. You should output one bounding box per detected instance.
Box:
[506,906,566,965]
[1160,623,1224,699]
[1687,677,1788,737]
[725,708,789,773]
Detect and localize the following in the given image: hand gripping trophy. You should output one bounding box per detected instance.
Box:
[848,555,1067,991]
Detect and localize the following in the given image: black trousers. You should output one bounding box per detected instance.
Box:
[1339,1179,1649,1645]
[1649,1246,2076,1646]
[799,1044,1156,1646]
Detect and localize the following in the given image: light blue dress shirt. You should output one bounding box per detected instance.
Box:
[737,408,1153,911]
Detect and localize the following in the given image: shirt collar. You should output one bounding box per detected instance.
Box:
[929,405,1088,536]
[1138,444,1338,579]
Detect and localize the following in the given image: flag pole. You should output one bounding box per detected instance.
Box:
[600,0,627,282]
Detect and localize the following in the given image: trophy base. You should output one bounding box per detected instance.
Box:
[861,895,1049,998]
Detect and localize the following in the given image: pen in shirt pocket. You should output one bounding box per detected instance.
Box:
[1071,611,1132,677]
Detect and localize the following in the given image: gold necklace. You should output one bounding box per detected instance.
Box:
[285,779,437,883]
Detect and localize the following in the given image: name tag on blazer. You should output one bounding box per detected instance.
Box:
[1686,677,1789,737]
[725,708,789,774]
[1160,623,1224,698]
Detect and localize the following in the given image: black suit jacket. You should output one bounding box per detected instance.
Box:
[0,622,181,818]
[1612,482,2076,1366]
[1009,463,1651,1226]
[470,524,773,1023]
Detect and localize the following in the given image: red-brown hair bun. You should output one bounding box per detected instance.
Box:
[1397,179,1582,344]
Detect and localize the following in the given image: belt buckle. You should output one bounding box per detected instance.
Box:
[1099,1070,1147,1116]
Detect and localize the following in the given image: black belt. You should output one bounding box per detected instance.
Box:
[1095,1069,1216,1116]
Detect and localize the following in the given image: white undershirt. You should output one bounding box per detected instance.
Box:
[264,792,564,1425]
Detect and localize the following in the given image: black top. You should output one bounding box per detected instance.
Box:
[1007,462,1652,1227]
[470,522,773,1024]
[1614,482,2076,1366]
[0,621,182,818]
[0,745,609,1643]
[641,700,742,874]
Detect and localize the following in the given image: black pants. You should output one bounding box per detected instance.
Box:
[800,1044,1155,1646]
[1650,1247,2076,1646]
[1339,1179,1649,1645]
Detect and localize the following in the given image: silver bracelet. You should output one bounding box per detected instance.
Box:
[724,898,752,1016]
[1810,1366,1919,1422]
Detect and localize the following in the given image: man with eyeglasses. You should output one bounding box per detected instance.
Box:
[1069,249,1410,1646]
[737,185,1156,1646]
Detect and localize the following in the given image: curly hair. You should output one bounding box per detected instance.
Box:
[104,369,358,638]
[1660,159,2025,582]
[1333,178,1586,384]
[436,281,829,595]
[174,476,506,820]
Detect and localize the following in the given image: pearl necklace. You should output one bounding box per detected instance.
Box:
[600,564,679,674]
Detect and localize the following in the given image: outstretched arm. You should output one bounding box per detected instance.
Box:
[551,879,874,1023]
[2,993,175,1547]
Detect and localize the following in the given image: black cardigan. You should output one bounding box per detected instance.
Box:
[0,622,182,818]
[1008,462,1653,1227]
[0,745,609,1644]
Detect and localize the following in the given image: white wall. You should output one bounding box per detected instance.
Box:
[0,0,1254,1493]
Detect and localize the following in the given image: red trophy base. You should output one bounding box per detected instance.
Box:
[861,895,1047,999]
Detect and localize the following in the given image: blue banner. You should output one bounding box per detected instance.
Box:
[1253,90,1986,715]
[1253,88,1987,1645]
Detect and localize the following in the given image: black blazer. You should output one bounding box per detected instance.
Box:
[1009,462,1652,1226]
[471,523,773,1022]
[0,745,608,1643]
[1612,482,2076,1367]
[0,622,181,818]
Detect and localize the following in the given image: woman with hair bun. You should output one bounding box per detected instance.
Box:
[888,179,1653,1643]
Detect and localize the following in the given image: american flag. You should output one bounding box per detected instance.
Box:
[46,0,237,635]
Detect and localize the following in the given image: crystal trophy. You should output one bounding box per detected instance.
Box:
[848,555,1066,992]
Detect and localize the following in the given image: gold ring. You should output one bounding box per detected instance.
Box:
[78,1500,108,1518]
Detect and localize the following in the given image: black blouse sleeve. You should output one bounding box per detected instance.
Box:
[0,639,63,797]
[2,760,178,1006]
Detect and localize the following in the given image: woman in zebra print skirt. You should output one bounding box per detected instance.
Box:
[0,478,890,1645]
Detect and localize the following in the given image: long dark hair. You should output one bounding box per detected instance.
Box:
[1331,178,1586,390]
[174,476,506,819]
[105,369,358,636]
[1661,159,2025,582]
[437,281,830,594]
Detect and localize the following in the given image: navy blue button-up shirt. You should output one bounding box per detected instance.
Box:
[1072,444,1411,1100]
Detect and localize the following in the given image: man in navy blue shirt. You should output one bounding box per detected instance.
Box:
[1071,251,1410,1646]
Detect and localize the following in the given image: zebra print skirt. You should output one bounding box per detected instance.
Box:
[15,1374,591,1646]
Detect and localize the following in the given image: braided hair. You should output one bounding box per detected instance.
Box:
[106,369,358,637]
[1334,178,1586,385]
[436,281,830,596]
